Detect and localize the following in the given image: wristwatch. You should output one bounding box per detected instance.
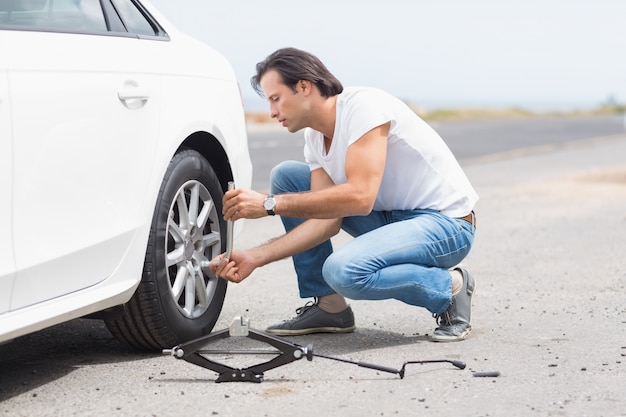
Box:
[263,194,276,216]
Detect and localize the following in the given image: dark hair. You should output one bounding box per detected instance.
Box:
[251,47,343,98]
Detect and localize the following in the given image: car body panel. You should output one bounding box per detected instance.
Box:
[6,30,161,310]
[0,67,15,314]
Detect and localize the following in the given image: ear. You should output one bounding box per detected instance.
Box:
[298,80,312,96]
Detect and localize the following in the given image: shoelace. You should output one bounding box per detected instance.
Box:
[294,298,318,316]
[432,310,451,326]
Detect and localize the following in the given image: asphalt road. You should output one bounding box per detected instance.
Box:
[1,114,625,417]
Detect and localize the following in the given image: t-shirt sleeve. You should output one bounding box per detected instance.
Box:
[342,90,394,146]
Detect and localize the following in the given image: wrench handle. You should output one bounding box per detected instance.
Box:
[225,181,235,258]
[357,361,400,376]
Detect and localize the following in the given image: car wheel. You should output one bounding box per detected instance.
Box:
[106,149,228,350]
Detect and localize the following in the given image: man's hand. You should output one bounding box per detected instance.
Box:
[209,250,257,283]
[222,188,268,221]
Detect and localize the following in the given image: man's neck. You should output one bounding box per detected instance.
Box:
[310,95,337,140]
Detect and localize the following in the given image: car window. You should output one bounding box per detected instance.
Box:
[0,0,107,32]
[110,0,157,37]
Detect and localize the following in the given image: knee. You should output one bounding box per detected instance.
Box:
[322,253,355,296]
[270,160,310,194]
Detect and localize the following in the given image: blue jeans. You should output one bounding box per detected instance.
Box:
[270,161,475,315]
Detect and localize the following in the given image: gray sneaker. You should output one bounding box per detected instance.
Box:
[431,268,476,342]
[265,299,356,336]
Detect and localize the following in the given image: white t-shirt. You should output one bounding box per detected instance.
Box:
[303,86,478,217]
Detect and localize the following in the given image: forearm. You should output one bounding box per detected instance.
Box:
[250,217,341,267]
[274,183,374,219]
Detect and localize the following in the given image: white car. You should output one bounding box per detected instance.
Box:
[0,0,252,350]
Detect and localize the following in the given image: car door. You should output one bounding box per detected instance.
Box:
[0,55,15,314]
[4,0,164,310]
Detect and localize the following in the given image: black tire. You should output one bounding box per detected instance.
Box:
[106,149,228,350]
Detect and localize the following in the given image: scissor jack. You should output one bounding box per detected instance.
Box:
[163,316,466,383]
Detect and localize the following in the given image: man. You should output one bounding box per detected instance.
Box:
[210,47,478,342]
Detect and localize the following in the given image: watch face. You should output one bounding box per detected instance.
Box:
[264,196,276,210]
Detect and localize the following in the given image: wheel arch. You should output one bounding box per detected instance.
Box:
[179,131,233,193]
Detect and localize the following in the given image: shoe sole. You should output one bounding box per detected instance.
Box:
[430,325,472,342]
[265,325,356,336]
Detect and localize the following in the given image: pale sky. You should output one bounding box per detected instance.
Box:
[149,0,626,112]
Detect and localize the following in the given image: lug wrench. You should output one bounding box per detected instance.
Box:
[201,180,235,268]
[312,353,466,378]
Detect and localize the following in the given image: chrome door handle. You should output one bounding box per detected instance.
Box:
[117,88,151,101]
[117,81,151,109]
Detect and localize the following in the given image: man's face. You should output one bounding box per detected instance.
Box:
[260,69,307,133]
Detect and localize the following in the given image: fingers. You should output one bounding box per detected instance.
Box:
[209,257,241,283]
[222,189,238,220]
[223,190,245,221]
[222,188,265,220]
